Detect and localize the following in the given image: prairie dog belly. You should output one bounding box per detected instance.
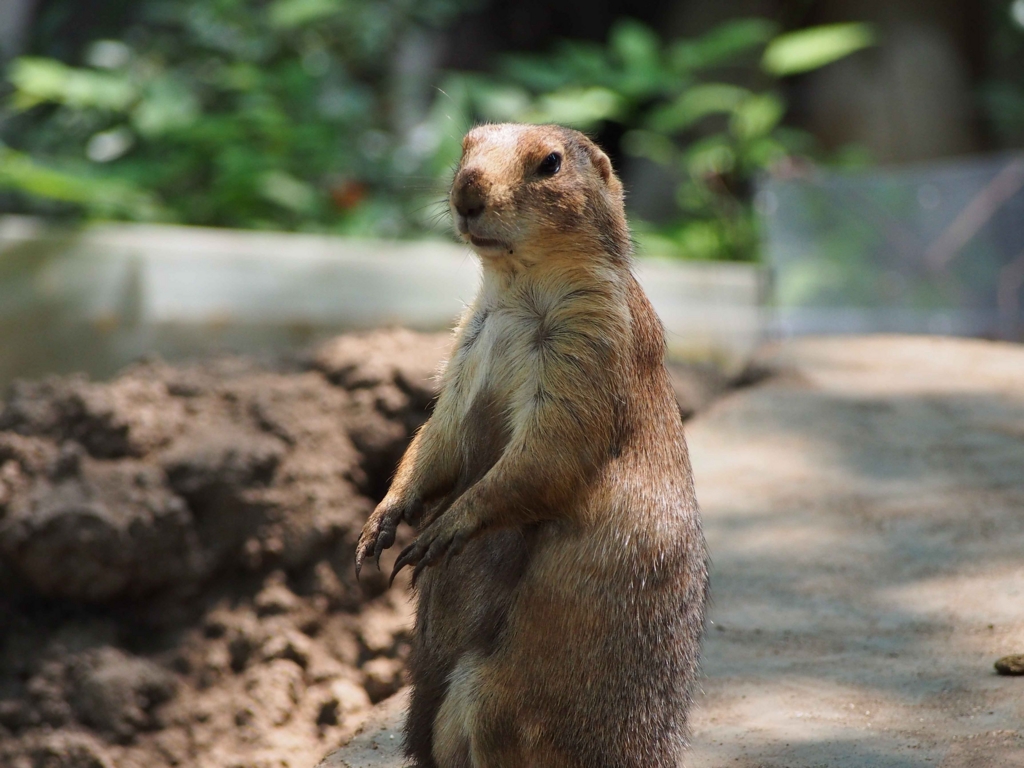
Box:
[419,293,564,664]
[452,300,546,420]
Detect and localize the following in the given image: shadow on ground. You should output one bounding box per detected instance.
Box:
[687,335,1024,768]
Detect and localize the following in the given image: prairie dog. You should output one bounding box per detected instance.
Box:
[357,123,708,768]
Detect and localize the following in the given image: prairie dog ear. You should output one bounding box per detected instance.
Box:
[575,134,624,202]
[582,140,614,184]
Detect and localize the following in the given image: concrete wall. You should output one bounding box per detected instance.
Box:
[0,217,767,387]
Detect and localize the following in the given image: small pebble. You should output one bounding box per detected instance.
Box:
[994,654,1024,676]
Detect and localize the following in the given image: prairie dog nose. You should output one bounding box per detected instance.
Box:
[452,172,486,219]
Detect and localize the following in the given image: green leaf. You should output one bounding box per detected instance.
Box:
[739,136,787,170]
[672,220,726,260]
[685,135,736,178]
[469,82,533,122]
[8,57,136,112]
[84,40,132,70]
[762,23,875,76]
[730,93,784,141]
[526,87,625,129]
[500,53,572,93]
[560,41,616,85]
[646,84,751,133]
[267,0,341,29]
[670,18,778,74]
[0,143,164,219]
[86,127,134,163]
[636,219,728,261]
[220,63,263,91]
[259,170,318,213]
[610,19,660,71]
[499,42,611,93]
[132,76,200,136]
[621,129,676,165]
[609,20,668,98]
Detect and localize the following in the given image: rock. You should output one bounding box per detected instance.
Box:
[995,654,1024,676]
[316,689,408,768]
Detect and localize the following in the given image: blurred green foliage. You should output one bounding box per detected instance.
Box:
[0,142,162,219]
[439,19,873,261]
[1,0,474,234]
[1,3,872,260]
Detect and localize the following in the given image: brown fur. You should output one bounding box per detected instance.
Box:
[356,123,708,767]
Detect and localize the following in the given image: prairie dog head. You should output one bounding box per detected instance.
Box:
[450,123,630,265]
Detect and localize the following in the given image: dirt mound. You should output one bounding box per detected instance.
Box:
[0,325,729,768]
[0,329,449,768]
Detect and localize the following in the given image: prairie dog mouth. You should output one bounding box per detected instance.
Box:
[469,235,505,250]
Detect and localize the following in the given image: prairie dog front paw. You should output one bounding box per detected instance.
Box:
[355,494,423,575]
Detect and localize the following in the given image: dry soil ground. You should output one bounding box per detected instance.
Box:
[0,330,453,768]
[321,335,1024,768]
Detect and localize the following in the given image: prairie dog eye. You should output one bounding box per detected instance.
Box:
[537,152,561,177]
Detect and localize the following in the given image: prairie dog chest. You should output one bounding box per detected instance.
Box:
[453,299,544,417]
